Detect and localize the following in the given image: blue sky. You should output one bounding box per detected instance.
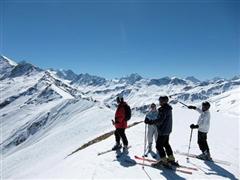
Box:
[1,0,239,80]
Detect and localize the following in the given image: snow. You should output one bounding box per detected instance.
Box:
[50,84,74,99]
[0,56,239,179]
[0,55,18,66]
[1,96,239,179]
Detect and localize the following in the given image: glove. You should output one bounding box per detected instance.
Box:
[148,120,154,125]
[190,124,199,129]
[114,117,119,124]
[145,118,150,124]
[111,119,115,125]
[188,106,196,110]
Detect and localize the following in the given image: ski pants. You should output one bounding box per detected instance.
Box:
[156,135,173,159]
[147,125,158,149]
[198,131,209,153]
[115,128,128,146]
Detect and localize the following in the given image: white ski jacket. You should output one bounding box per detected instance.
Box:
[196,108,210,133]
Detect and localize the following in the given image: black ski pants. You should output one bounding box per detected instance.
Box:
[156,135,173,158]
[198,131,209,153]
[115,128,128,146]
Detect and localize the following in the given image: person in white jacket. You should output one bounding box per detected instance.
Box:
[144,103,158,153]
[188,101,211,160]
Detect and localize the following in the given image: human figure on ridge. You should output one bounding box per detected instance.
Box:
[144,103,158,155]
[146,96,176,167]
[188,101,211,160]
[112,96,130,153]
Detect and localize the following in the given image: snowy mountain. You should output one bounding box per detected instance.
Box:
[185,76,201,84]
[0,55,17,79]
[55,69,79,81]
[119,73,143,85]
[1,56,239,179]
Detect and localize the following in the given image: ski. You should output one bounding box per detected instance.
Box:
[136,162,193,175]
[134,155,198,171]
[174,151,231,166]
[97,149,115,156]
[97,146,131,156]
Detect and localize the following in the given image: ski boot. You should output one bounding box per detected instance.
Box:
[144,146,152,157]
[151,157,169,168]
[112,143,122,151]
[167,155,179,166]
[123,145,129,154]
[203,150,212,160]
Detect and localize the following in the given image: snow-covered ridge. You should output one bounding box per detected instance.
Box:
[0,55,239,179]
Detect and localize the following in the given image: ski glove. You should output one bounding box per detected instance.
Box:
[145,118,154,125]
[188,106,197,110]
[190,124,199,129]
[114,117,119,124]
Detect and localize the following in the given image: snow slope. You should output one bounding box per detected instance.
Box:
[2,89,239,179]
[1,56,239,179]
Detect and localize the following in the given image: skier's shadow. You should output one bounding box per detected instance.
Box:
[204,161,238,179]
[115,149,137,168]
[159,167,186,180]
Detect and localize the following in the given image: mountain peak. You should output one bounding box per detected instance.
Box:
[119,73,143,84]
[185,76,201,83]
[9,61,42,78]
[0,55,18,66]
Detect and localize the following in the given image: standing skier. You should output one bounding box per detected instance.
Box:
[144,103,158,153]
[188,101,211,160]
[150,96,175,167]
[112,96,129,153]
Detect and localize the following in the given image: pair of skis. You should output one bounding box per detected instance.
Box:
[134,155,197,175]
[174,151,231,166]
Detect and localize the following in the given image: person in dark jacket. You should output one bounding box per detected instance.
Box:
[146,96,175,166]
[112,96,129,153]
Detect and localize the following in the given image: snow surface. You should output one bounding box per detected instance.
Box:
[1,89,239,179]
[0,56,239,179]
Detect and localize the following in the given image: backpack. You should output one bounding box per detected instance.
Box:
[124,104,131,121]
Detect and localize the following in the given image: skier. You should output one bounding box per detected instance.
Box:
[111,96,129,153]
[144,103,158,154]
[188,101,211,160]
[149,96,175,167]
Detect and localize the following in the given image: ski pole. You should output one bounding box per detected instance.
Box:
[177,101,188,107]
[169,95,188,107]
[187,128,193,162]
[142,123,147,169]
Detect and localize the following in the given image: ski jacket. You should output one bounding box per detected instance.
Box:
[115,102,128,129]
[196,108,210,133]
[154,104,173,136]
[146,110,159,121]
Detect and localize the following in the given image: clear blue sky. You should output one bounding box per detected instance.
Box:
[1,0,239,80]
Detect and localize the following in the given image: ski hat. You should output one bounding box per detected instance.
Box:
[159,96,169,103]
[150,103,156,108]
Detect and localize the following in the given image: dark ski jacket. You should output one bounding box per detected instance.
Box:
[154,104,173,136]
